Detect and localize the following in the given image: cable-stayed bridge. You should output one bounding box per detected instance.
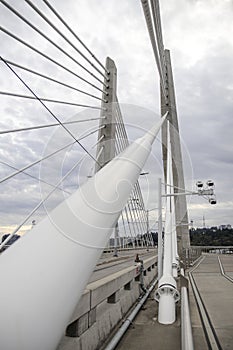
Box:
[0,1,232,350]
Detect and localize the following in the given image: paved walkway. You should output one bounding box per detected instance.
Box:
[116,293,181,350]
[113,254,233,350]
[191,254,233,350]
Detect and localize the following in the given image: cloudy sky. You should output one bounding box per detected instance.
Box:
[0,0,232,236]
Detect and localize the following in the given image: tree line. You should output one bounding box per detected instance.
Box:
[149,227,233,246]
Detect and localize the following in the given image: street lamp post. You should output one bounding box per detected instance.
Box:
[113,223,119,257]
[158,179,217,269]
[155,126,180,324]
[162,180,217,203]
[157,177,163,279]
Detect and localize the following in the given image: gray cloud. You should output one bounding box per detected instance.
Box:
[0,0,232,235]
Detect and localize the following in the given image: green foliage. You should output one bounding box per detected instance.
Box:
[190,228,233,246]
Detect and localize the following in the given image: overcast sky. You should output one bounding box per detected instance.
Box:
[0,0,232,236]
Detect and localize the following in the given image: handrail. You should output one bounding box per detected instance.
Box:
[181,268,194,350]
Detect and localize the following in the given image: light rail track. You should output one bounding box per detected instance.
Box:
[217,256,233,283]
[189,256,223,350]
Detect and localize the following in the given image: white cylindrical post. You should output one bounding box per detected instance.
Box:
[157,177,163,279]
[154,121,179,324]
[113,223,119,257]
[170,164,178,278]
[146,210,149,235]
[158,288,176,324]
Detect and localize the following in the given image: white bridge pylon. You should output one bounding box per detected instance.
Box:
[0,115,166,350]
[155,121,180,324]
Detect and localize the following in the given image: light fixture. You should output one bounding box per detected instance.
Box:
[206,180,214,187]
[209,198,217,205]
[196,181,203,188]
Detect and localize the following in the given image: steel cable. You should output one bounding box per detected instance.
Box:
[0,0,107,87]
[0,150,88,249]
[0,91,104,110]
[0,160,71,195]
[0,27,107,95]
[150,0,167,83]
[115,103,151,247]
[25,0,109,81]
[3,59,106,102]
[0,57,102,166]
[41,0,109,75]
[0,125,104,184]
[141,0,166,98]
[0,117,105,135]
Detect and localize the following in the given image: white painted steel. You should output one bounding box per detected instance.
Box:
[170,160,178,278]
[141,0,166,99]
[155,121,179,324]
[0,116,166,350]
[162,122,174,278]
[181,268,194,350]
[181,286,194,350]
[158,290,176,324]
[157,177,163,279]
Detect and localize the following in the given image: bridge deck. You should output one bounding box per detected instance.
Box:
[190,254,233,349]
[114,254,233,350]
[115,295,181,350]
[91,249,156,282]
[57,253,233,350]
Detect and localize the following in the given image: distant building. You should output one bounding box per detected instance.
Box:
[108,236,132,248]
[219,224,232,230]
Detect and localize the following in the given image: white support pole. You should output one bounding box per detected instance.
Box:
[169,146,179,278]
[157,177,163,279]
[113,223,119,257]
[154,121,179,324]
[0,116,167,350]
[146,210,149,236]
[146,209,151,248]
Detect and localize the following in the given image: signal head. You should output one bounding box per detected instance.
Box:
[209,198,217,205]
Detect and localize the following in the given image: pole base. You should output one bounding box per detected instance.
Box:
[154,284,180,324]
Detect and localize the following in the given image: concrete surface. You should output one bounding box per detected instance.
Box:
[57,253,157,350]
[191,254,233,350]
[188,278,208,350]
[115,290,181,350]
[111,254,233,350]
[58,253,233,350]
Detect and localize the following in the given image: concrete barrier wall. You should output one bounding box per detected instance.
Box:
[57,256,157,350]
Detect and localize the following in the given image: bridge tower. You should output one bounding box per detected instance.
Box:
[95,56,117,172]
[95,57,120,255]
[161,49,190,254]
